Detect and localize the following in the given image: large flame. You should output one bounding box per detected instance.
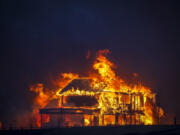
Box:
[30,49,164,127]
[29,73,79,127]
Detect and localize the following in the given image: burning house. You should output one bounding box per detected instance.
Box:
[30,49,164,128]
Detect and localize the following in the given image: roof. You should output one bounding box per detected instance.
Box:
[59,78,144,96]
[59,78,95,94]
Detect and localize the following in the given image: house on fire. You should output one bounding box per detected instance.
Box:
[40,78,159,128]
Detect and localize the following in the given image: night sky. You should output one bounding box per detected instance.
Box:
[1,0,179,125]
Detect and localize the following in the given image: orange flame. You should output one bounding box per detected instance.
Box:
[30,49,164,127]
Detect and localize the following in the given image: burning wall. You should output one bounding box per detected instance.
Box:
[30,49,164,128]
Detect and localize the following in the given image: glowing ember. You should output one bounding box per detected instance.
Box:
[0,121,2,130]
[30,49,164,127]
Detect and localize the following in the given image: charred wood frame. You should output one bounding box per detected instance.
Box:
[39,79,158,128]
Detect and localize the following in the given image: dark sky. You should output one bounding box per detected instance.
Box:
[1,0,179,124]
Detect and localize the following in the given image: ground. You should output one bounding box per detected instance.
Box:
[1,125,180,135]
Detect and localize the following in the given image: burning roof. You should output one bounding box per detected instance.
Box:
[59,78,96,94]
